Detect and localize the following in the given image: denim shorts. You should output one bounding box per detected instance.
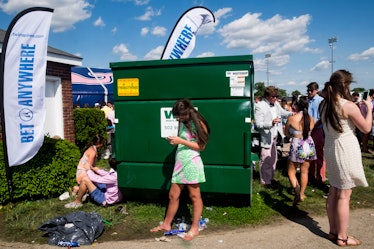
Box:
[90,183,106,205]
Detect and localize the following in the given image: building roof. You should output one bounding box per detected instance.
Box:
[0,28,82,66]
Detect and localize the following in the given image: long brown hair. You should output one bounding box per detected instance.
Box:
[295,96,311,139]
[319,69,353,133]
[91,134,105,146]
[172,98,210,147]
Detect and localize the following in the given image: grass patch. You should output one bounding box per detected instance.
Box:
[0,151,373,244]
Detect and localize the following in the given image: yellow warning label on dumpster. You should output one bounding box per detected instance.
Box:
[117,78,139,96]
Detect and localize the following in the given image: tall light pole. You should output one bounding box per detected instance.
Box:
[328,37,337,74]
[265,53,271,86]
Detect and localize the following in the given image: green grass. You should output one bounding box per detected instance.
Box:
[0,151,373,244]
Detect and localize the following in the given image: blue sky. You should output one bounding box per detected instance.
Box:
[0,0,373,94]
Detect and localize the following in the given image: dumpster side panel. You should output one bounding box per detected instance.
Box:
[117,162,251,194]
[114,99,252,166]
[111,55,255,198]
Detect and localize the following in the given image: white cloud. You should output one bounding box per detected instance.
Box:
[140,26,166,37]
[151,26,166,36]
[197,52,215,58]
[218,12,313,55]
[111,0,149,5]
[136,6,161,21]
[348,47,374,61]
[285,81,298,86]
[141,27,149,36]
[310,60,330,71]
[272,54,290,67]
[93,16,105,27]
[134,0,150,5]
[112,27,118,34]
[215,7,232,20]
[113,43,137,61]
[144,45,164,60]
[255,54,290,71]
[0,0,93,32]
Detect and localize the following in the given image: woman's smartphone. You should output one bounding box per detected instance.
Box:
[362,91,368,100]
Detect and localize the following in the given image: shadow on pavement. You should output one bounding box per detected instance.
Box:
[261,191,328,240]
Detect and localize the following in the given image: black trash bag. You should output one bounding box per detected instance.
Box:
[38,211,104,245]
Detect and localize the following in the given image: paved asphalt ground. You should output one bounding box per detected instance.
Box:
[1,208,373,249]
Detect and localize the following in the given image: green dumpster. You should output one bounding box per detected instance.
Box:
[110,55,257,203]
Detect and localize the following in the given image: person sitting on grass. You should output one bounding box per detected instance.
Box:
[65,157,123,208]
[71,134,105,197]
[59,134,105,201]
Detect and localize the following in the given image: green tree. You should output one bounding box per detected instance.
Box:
[254,82,266,97]
[73,108,107,153]
[292,90,301,96]
[278,89,287,97]
[254,82,288,97]
[352,87,365,93]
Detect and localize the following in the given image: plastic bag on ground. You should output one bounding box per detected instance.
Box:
[38,211,104,245]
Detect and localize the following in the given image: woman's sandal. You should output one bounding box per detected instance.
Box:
[337,235,362,247]
[183,231,199,241]
[150,225,168,233]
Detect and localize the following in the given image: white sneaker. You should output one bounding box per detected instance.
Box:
[82,193,89,202]
[59,191,70,201]
[102,149,111,159]
[64,202,83,209]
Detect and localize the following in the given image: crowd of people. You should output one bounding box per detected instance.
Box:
[62,72,373,244]
[254,70,373,246]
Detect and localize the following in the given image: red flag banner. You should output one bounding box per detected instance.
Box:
[161,6,215,60]
[0,7,53,166]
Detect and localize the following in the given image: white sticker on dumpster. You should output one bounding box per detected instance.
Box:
[226,70,248,96]
[160,108,178,138]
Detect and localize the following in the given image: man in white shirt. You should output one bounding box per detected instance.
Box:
[254,86,293,187]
